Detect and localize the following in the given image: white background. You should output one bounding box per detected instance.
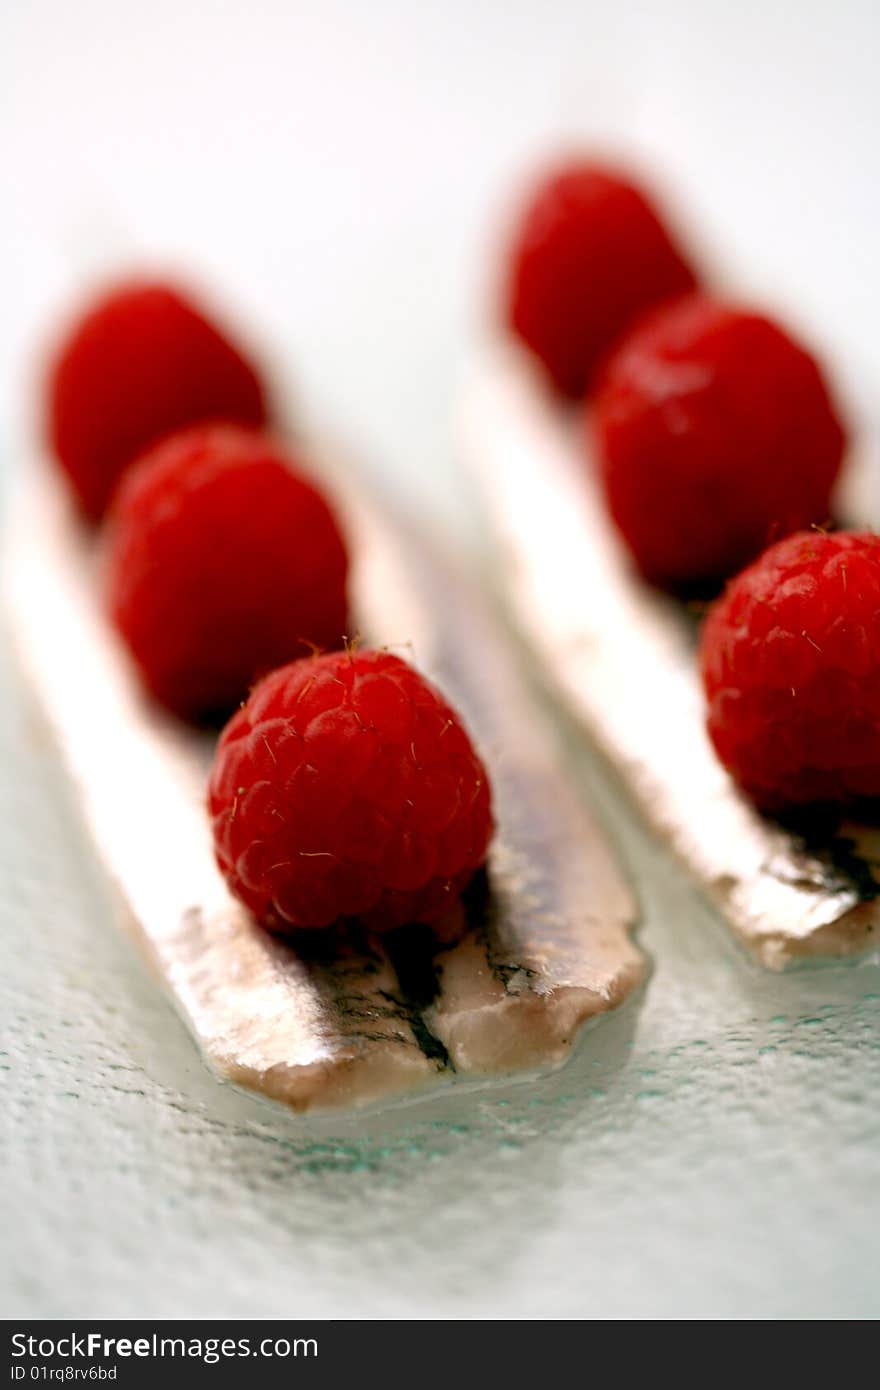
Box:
[3,0,879,521]
[2,0,879,1320]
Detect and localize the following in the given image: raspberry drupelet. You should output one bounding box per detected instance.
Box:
[506,159,697,398]
[47,279,267,518]
[700,530,880,810]
[208,649,495,931]
[105,423,348,721]
[594,294,847,588]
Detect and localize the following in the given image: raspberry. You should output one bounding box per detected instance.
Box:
[105,423,348,720]
[47,279,267,518]
[700,530,880,809]
[208,649,494,931]
[505,160,697,397]
[594,294,847,588]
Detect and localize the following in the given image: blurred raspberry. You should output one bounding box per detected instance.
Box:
[505,159,697,397]
[208,649,494,931]
[48,279,268,518]
[105,423,348,720]
[700,530,880,809]
[594,294,847,588]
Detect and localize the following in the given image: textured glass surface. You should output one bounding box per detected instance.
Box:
[2,613,879,1317]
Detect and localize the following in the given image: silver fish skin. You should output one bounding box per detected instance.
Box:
[4,456,643,1111]
[461,341,880,970]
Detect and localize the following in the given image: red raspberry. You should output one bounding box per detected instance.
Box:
[208,649,495,931]
[700,530,880,809]
[505,159,697,397]
[105,423,349,720]
[47,279,267,518]
[594,294,847,588]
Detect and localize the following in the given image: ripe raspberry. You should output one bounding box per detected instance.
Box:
[208,649,495,931]
[47,279,267,518]
[105,423,348,720]
[505,160,697,397]
[700,530,880,809]
[594,294,847,588]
